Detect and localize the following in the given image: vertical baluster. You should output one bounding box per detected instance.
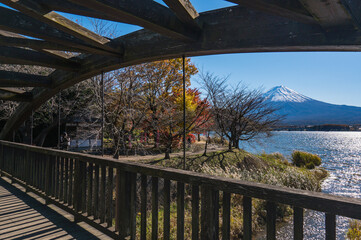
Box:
[294,207,303,240]
[325,213,336,240]
[106,166,113,227]
[37,154,40,189]
[129,172,137,239]
[59,157,64,201]
[192,185,199,240]
[64,158,69,204]
[164,179,171,240]
[81,161,87,213]
[41,154,45,191]
[222,192,231,240]
[115,168,122,233]
[11,145,15,181]
[201,186,219,240]
[55,156,59,198]
[73,159,82,213]
[50,155,55,196]
[93,164,99,218]
[152,177,158,240]
[177,182,185,240]
[25,150,30,189]
[0,143,3,176]
[116,170,137,239]
[99,164,106,223]
[45,155,51,196]
[266,201,276,240]
[87,163,93,215]
[68,159,73,206]
[141,175,147,240]
[28,152,34,186]
[243,196,252,240]
[35,154,39,188]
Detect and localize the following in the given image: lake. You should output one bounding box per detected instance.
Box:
[241,131,361,239]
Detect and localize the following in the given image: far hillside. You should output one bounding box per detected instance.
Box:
[265,86,361,125]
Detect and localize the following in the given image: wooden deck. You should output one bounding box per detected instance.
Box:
[0,177,112,240]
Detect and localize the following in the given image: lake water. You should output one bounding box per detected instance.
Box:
[241,131,361,239]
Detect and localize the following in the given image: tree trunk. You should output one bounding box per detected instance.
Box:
[203,132,209,156]
[233,139,239,149]
[153,129,159,148]
[164,142,172,159]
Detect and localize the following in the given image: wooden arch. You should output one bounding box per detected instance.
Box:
[1,0,361,139]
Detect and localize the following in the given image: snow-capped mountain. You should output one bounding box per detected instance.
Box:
[264,85,311,103]
[265,86,361,125]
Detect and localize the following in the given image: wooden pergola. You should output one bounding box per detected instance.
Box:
[1,0,361,139]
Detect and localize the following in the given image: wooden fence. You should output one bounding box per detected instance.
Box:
[0,140,361,239]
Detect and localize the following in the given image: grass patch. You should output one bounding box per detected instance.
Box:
[142,149,327,237]
[291,150,322,169]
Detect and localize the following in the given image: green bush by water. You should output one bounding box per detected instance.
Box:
[291,150,322,169]
[347,220,361,239]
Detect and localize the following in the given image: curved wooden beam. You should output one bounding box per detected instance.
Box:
[0,46,80,71]
[69,0,201,41]
[0,6,122,57]
[0,0,118,53]
[2,6,361,139]
[0,88,33,102]
[0,70,51,88]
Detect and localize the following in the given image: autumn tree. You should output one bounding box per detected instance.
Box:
[139,58,198,148]
[158,88,211,159]
[200,72,282,150]
[94,68,147,157]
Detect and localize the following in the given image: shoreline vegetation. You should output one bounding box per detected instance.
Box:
[135,139,328,239]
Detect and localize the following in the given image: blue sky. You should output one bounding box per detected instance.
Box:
[54,2,361,107]
[3,1,361,106]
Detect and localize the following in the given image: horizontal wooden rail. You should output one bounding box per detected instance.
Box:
[0,140,360,239]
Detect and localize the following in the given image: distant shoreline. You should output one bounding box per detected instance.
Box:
[273,124,361,132]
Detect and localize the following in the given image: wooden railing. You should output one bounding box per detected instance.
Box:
[1,140,361,239]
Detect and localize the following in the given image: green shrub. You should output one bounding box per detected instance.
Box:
[347,220,361,239]
[292,150,321,169]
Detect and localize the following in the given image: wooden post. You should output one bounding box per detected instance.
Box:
[106,167,113,228]
[201,186,219,240]
[294,207,304,240]
[59,157,64,201]
[68,159,73,206]
[164,179,171,240]
[152,177,159,240]
[222,192,231,240]
[87,163,93,215]
[177,181,185,240]
[192,185,200,240]
[266,201,276,240]
[99,164,106,223]
[45,155,51,204]
[325,213,336,240]
[64,158,69,204]
[93,164,99,218]
[141,175,147,240]
[81,161,87,213]
[243,196,252,240]
[73,159,82,215]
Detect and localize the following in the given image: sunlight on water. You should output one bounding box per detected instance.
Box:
[242,131,361,240]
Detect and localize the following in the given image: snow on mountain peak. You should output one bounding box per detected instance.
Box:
[264,86,312,103]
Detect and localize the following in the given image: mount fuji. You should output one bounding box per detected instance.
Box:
[264,86,361,125]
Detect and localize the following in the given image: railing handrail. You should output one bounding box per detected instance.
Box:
[1,139,361,220]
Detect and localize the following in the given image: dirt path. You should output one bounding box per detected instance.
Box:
[111,142,227,162]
